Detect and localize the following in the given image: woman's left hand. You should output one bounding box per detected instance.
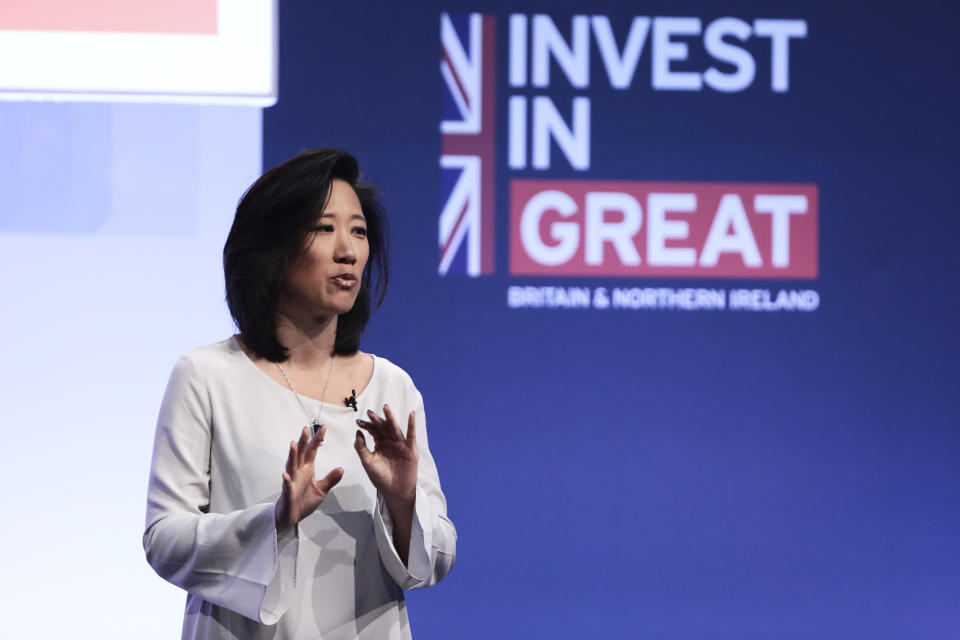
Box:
[354,405,418,506]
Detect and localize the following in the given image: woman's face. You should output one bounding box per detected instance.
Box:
[281,179,370,320]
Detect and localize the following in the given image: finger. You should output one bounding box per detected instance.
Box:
[382,404,404,441]
[406,411,417,448]
[355,418,377,443]
[369,405,398,441]
[297,427,311,465]
[364,409,390,440]
[305,425,325,461]
[279,473,293,522]
[354,429,374,466]
[315,467,344,494]
[303,430,323,464]
[286,440,297,476]
[365,408,384,427]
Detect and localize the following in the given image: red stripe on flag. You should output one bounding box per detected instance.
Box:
[441,51,470,115]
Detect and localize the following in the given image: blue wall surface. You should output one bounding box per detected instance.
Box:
[262,3,958,638]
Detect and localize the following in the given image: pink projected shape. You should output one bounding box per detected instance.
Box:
[0,0,218,34]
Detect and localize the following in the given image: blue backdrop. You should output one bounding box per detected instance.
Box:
[263,3,958,638]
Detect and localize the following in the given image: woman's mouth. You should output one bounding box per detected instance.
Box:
[332,274,358,289]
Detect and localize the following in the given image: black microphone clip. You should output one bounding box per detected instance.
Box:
[345,389,358,411]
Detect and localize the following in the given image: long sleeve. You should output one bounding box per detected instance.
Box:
[371,387,457,590]
[142,356,299,624]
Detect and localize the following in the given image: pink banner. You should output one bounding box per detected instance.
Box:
[511,179,818,278]
[0,0,218,34]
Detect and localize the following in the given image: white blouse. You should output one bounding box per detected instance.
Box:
[143,337,456,639]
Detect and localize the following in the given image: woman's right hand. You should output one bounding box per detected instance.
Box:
[275,426,344,533]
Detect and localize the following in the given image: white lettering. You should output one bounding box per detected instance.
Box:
[507,286,591,308]
[611,287,727,310]
[754,194,808,267]
[520,190,580,265]
[509,96,527,169]
[509,14,528,87]
[585,192,642,265]
[647,193,697,266]
[507,14,806,94]
[532,96,591,170]
[652,17,703,91]
[729,288,819,311]
[590,16,651,89]
[700,194,762,267]
[753,19,807,92]
[532,14,590,88]
[703,18,755,92]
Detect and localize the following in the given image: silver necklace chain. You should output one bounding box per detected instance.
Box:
[276,355,335,439]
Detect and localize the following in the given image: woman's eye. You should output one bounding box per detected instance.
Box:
[353,227,368,237]
[312,224,334,232]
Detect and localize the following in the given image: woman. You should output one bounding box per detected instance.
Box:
[143,148,456,639]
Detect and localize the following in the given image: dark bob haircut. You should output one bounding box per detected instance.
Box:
[223,148,389,362]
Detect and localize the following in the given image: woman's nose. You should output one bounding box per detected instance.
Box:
[333,230,357,263]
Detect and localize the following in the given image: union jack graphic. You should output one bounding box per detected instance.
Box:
[439,12,496,276]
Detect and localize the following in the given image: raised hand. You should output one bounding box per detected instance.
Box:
[354,405,419,506]
[355,406,419,564]
[275,426,344,533]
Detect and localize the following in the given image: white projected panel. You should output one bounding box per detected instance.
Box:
[0,0,277,105]
[0,101,263,638]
